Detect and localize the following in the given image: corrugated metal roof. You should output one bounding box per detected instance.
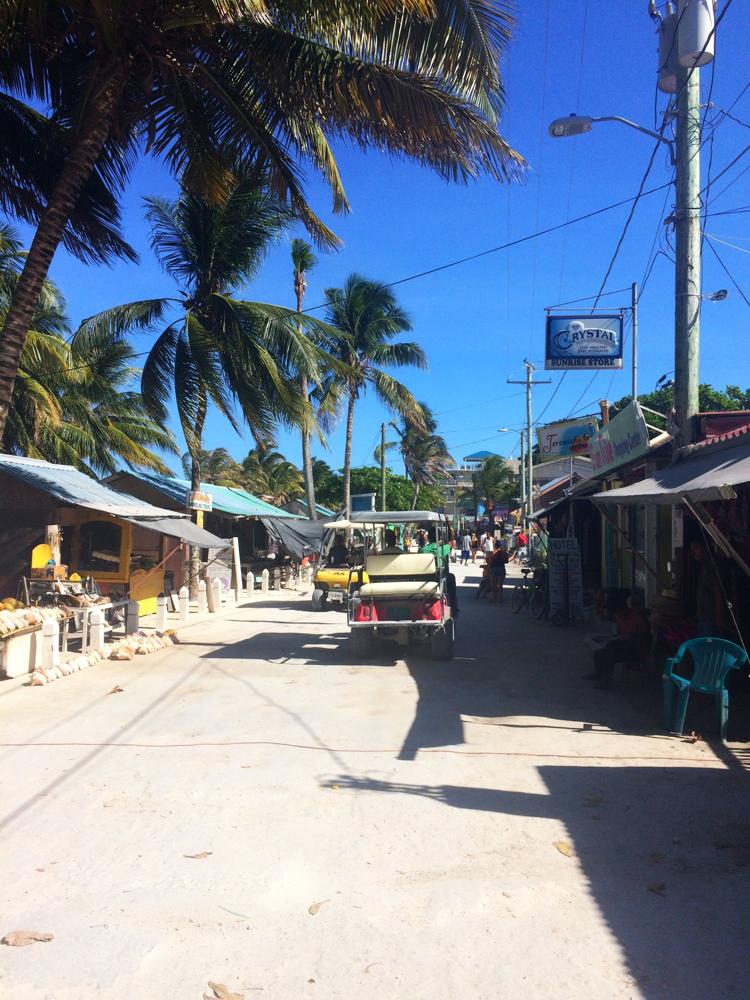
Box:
[115,470,299,519]
[0,455,180,518]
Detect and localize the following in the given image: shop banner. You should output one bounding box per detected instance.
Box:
[589,400,650,475]
[548,537,583,616]
[536,417,599,462]
[545,314,623,369]
[188,489,212,511]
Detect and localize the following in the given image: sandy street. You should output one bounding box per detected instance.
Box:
[0,562,748,1000]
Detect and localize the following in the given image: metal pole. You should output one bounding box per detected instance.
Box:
[674,64,701,447]
[631,282,638,400]
[380,421,386,511]
[526,360,533,523]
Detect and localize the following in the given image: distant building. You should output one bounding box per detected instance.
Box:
[442,450,519,521]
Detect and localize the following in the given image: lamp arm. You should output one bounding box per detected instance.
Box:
[591,116,675,164]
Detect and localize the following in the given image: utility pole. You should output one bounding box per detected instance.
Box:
[380,422,387,512]
[507,360,551,524]
[519,430,527,518]
[631,281,639,400]
[674,63,701,446]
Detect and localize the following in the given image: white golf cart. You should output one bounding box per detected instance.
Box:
[347,511,455,660]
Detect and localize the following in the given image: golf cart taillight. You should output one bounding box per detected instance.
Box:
[354,600,378,622]
[424,598,444,620]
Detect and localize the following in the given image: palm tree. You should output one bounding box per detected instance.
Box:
[323,274,427,517]
[459,455,517,523]
[1,227,175,474]
[180,448,246,488]
[391,402,454,508]
[242,447,303,505]
[76,177,326,497]
[0,0,524,436]
[291,238,320,520]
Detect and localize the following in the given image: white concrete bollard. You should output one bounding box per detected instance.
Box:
[246,571,254,600]
[89,607,105,651]
[178,586,190,622]
[211,578,222,612]
[261,568,269,593]
[197,579,207,614]
[155,594,168,631]
[126,600,140,635]
[41,618,60,670]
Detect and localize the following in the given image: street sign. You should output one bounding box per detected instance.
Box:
[545,314,623,369]
[537,417,599,462]
[588,400,650,475]
[188,489,212,512]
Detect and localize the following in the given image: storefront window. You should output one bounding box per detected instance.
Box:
[78,520,123,574]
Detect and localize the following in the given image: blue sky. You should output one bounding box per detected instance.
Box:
[29,1,750,477]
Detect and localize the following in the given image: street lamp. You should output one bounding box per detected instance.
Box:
[548,115,675,164]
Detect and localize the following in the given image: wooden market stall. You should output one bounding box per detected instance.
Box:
[0,455,227,677]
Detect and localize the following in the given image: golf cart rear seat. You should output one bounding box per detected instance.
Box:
[357,553,440,598]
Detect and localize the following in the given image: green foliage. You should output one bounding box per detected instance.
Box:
[390,401,453,508]
[0,226,176,475]
[180,448,246,488]
[612,384,750,430]
[349,466,445,512]
[242,447,304,505]
[457,454,518,515]
[312,458,343,509]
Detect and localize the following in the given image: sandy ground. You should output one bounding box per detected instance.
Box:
[1,562,749,1000]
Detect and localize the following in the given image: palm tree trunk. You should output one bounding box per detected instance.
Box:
[0,78,121,437]
[188,401,207,599]
[342,388,356,519]
[300,374,317,520]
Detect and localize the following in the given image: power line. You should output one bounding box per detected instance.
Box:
[545,287,631,310]
[301,180,675,315]
[705,236,750,308]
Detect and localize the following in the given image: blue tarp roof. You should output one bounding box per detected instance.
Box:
[0,455,178,518]
[111,470,299,519]
[463,450,498,462]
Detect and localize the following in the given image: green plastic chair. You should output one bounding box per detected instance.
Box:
[662,637,748,741]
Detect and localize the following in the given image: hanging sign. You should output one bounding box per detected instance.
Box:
[188,490,212,512]
[536,417,599,462]
[589,401,650,475]
[545,314,623,369]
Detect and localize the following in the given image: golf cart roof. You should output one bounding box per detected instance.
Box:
[354,510,443,524]
[322,519,369,530]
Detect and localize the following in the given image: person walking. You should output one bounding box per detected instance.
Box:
[470,532,480,563]
[482,531,495,564]
[460,531,472,565]
[490,541,508,603]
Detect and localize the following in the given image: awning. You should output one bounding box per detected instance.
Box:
[592,440,750,506]
[126,517,229,550]
[261,517,328,561]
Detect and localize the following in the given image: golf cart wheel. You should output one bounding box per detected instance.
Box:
[529,587,547,619]
[510,585,525,614]
[311,588,328,611]
[350,629,373,656]
[549,609,566,627]
[430,621,455,661]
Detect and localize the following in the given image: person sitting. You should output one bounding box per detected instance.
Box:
[380,528,403,554]
[586,595,651,690]
[328,534,350,567]
[489,541,508,603]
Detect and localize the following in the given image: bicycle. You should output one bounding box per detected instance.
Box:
[510,567,548,618]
